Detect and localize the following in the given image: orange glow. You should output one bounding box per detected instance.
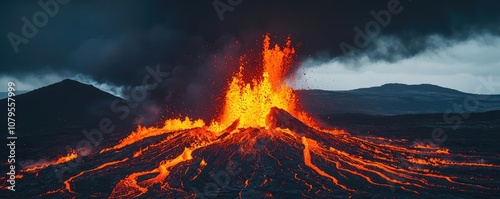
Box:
[110,147,201,198]
[101,117,205,152]
[23,152,78,172]
[302,137,351,191]
[210,34,313,130]
[64,158,129,194]
[32,34,499,198]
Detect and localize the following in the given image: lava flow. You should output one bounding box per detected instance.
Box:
[14,35,500,198]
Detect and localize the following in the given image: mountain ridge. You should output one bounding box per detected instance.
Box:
[349,83,467,95]
[5,79,500,117]
[0,78,137,160]
[298,84,500,116]
[299,83,472,95]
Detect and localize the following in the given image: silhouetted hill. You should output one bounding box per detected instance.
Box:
[299,83,500,115]
[1,79,121,125]
[0,79,137,160]
[352,83,466,95]
[2,81,499,162]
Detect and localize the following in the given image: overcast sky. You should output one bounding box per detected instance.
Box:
[293,34,500,94]
[1,0,500,96]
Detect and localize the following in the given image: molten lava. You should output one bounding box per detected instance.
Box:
[21,151,78,172]
[215,35,302,129]
[10,34,500,198]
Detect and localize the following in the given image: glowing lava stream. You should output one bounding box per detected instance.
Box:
[22,151,78,172]
[26,34,499,198]
[301,137,351,191]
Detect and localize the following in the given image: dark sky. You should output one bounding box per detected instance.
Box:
[1,0,500,118]
[2,0,499,84]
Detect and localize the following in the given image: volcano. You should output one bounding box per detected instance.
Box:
[3,35,499,198]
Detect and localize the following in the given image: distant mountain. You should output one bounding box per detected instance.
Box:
[2,81,499,160]
[351,83,466,95]
[0,79,137,160]
[1,79,122,125]
[299,83,500,115]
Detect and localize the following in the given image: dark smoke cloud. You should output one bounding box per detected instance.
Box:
[1,0,499,119]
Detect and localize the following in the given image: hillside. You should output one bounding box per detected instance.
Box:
[299,83,500,115]
[0,79,137,160]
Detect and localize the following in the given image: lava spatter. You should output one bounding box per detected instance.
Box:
[10,35,500,198]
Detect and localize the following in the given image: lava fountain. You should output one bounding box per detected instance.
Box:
[13,34,500,198]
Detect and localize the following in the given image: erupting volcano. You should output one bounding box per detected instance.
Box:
[14,35,500,198]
